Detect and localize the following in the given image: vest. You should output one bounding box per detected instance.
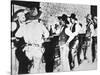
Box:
[69,23,78,49]
[59,26,69,45]
[86,23,92,37]
[71,23,76,33]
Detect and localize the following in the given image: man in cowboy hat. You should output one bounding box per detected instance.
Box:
[92,16,97,63]
[85,14,96,63]
[57,14,76,71]
[69,13,82,69]
[11,9,33,74]
[25,7,42,20]
[15,7,49,73]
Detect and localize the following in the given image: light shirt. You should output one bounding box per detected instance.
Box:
[94,28,97,37]
[15,20,49,45]
[90,24,97,37]
[65,27,75,43]
[70,23,81,36]
[79,24,86,34]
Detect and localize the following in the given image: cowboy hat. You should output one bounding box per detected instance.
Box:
[69,13,77,20]
[58,14,69,24]
[25,7,42,20]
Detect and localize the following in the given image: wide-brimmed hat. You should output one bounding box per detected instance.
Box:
[69,13,77,20]
[25,7,42,20]
[58,14,69,24]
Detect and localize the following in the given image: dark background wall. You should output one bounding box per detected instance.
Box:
[91,5,97,17]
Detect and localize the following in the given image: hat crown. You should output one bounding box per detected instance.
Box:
[70,13,76,18]
[57,14,69,24]
[62,14,68,18]
[61,14,68,21]
[61,14,69,24]
[70,13,77,20]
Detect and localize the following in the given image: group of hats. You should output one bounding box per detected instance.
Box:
[58,13,77,24]
[13,7,42,21]
[13,7,77,23]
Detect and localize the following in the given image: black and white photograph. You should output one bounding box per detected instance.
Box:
[11,0,97,75]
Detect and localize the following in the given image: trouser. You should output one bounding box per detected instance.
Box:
[11,47,19,75]
[77,34,86,65]
[30,57,42,73]
[85,38,92,63]
[44,46,55,72]
[15,47,32,74]
[60,44,70,71]
[69,39,78,70]
[23,45,43,73]
[45,58,54,72]
[92,37,97,62]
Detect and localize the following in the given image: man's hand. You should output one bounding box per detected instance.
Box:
[11,37,16,40]
[66,42,69,46]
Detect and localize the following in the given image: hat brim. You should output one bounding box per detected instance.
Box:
[58,16,62,20]
[69,17,77,20]
[58,16,69,24]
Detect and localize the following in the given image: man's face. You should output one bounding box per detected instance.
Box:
[70,18,75,24]
[58,19,65,25]
[88,14,92,20]
[93,17,97,24]
[86,14,92,23]
[17,12,26,22]
[61,20,65,25]
[31,8,38,16]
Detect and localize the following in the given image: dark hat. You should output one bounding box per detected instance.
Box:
[25,7,42,20]
[69,13,77,20]
[58,14,69,24]
[58,16,62,20]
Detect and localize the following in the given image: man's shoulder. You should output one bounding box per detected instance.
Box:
[76,23,81,28]
[11,22,17,31]
[12,21,17,25]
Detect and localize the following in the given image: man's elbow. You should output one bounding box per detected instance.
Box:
[15,33,22,38]
[45,33,49,38]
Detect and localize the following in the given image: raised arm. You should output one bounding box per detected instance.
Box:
[65,28,75,43]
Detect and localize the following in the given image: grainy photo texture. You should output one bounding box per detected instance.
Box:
[11,0,97,75]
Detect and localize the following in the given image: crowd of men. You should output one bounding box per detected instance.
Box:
[11,6,97,74]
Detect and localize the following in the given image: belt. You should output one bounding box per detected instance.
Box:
[25,43,40,47]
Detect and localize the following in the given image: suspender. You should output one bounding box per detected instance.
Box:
[71,23,76,33]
